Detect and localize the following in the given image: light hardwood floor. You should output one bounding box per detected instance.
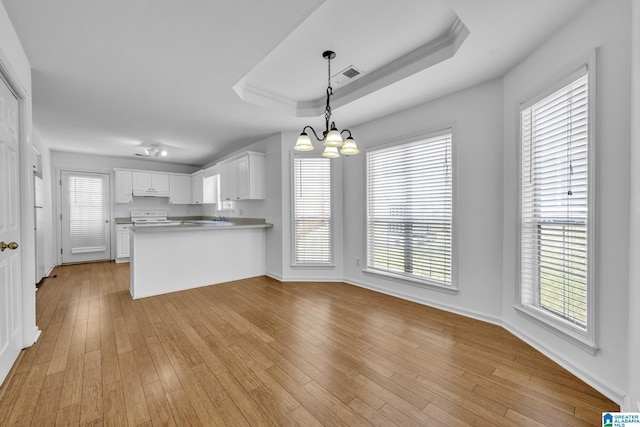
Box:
[0,261,618,426]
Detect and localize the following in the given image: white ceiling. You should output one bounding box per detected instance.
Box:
[2,0,593,166]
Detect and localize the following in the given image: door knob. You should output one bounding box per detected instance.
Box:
[0,241,19,252]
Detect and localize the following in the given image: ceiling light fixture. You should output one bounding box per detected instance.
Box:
[143,144,168,157]
[294,51,359,158]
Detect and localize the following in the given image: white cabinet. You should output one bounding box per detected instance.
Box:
[237,152,265,200]
[132,171,170,196]
[190,171,204,204]
[114,169,133,203]
[218,152,266,201]
[203,174,218,204]
[169,174,191,204]
[116,224,131,259]
[219,160,238,201]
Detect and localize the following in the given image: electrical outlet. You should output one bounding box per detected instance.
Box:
[356,257,360,266]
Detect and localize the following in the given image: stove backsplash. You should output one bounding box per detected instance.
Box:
[113,196,205,219]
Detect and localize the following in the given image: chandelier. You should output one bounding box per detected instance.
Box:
[293,50,359,158]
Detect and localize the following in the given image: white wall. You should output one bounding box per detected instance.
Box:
[0,0,38,347]
[627,0,640,413]
[502,0,630,404]
[342,78,505,323]
[262,134,284,279]
[31,130,56,277]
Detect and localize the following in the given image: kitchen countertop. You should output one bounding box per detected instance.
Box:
[128,217,272,233]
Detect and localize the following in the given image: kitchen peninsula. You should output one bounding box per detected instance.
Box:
[129,218,272,299]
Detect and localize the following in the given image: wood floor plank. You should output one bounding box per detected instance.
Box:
[101,381,128,427]
[143,381,177,427]
[164,388,202,427]
[55,403,81,427]
[348,397,398,427]
[216,370,280,427]
[33,321,63,366]
[47,301,78,375]
[145,335,182,394]
[31,372,65,427]
[0,371,27,425]
[117,350,151,426]
[0,262,618,426]
[58,343,86,409]
[129,331,159,386]
[5,362,49,427]
[79,350,102,425]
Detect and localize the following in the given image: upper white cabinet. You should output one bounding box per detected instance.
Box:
[169,174,191,204]
[219,152,265,201]
[219,160,238,201]
[190,171,204,204]
[203,174,218,204]
[114,169,133,203]
[132,171,170,197]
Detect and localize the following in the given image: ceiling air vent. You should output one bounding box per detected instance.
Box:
[331,65,364,88]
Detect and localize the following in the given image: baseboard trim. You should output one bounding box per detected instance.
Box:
[343,276,502,326]
[247,272,627,405]
[343,275,625,406]
[45,264,56,277]
[502,321,626,406]
[265,271,283,281]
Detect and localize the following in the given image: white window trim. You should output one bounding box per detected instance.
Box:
[516,51,598,352]
[365,126,458,291]
[289,152,335,268]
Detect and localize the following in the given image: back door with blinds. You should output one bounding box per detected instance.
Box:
[61,171,111,264]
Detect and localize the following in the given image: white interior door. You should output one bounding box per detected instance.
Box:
[0,77,23,384]
[61,171,111,264]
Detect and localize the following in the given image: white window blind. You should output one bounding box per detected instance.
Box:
[367,131,453,286]
[520,66,590,330]
[293,157,332,264]
[67,174,107,254]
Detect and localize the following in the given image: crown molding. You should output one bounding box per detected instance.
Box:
[233,17,469,117]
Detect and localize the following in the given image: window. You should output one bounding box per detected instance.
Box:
[367,130,453,287]
[520,64,594,344]
[292,156,332,264]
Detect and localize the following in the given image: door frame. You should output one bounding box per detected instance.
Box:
[0,50,40,350]
[59,170,112,264]
[54,166,115,265]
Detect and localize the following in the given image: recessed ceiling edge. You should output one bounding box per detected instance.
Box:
[233,17,469,118]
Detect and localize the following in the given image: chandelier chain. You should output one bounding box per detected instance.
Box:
[325,54,333,133]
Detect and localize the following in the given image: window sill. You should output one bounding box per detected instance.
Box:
[363,268,458,295]
[513,304,598,355]
[290,264,336,270]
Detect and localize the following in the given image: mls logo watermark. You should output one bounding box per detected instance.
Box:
[603,412,640,426]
